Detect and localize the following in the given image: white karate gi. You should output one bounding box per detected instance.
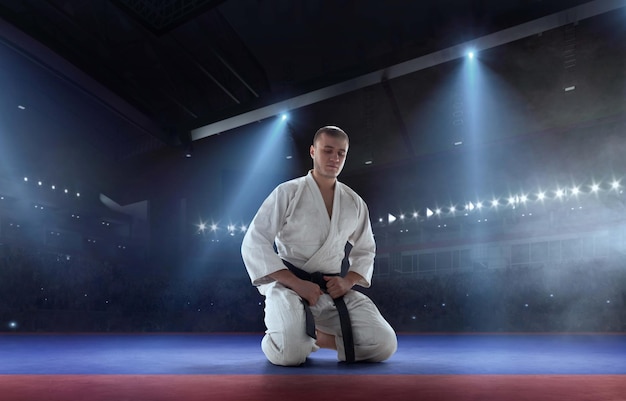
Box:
[242,171,397,366]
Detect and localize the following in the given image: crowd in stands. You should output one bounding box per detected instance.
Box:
[1,243,624,333]
[363,260,626,332]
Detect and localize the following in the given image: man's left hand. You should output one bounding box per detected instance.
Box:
[323,276,353,299]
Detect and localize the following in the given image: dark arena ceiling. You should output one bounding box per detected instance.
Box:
[0,0,625,211]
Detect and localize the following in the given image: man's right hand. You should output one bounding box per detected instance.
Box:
[292,279,324,306]
[269,269,324,306]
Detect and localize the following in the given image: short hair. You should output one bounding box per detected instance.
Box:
[313,126,349,146]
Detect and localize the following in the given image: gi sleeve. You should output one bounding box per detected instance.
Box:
[241,186,289,286]
[347,199,376,288]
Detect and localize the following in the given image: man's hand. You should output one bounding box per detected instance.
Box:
[323,276,353,299]
[292,279,324,306]
[324,271,364,299]
[269,269,324,306]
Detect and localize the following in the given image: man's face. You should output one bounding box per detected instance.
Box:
[310,132,349,179]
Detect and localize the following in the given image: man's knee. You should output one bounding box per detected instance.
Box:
[358,324,397,363]
[371,328,398,362]
[262,333,314,366]
[262,284,313,365]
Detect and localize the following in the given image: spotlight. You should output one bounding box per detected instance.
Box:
[179,131,193,158]
[281,113,288,121]
[467,51,475,59]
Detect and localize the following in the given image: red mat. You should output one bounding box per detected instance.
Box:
[1,375,625,401]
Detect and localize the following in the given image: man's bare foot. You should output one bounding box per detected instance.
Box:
[315,330,337,350]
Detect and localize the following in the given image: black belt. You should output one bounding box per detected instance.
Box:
[282,260,355,363]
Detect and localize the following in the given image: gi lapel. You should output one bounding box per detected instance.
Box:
[302,179,342,272]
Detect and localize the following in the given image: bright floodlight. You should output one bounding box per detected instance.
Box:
[210,224,218,231]
[468,51,475,59]
[388,213,397,224]
[426,208,434,218]
[555,189,564,198]
[571,187,579,196]
[591,183,600,193]
[198,222,207,232]
[611,180,620,190]
[491,199,499,207]
[520,195,528,203]
[537,192,546,201]
[435,208,442,215]
[281,113,288,121]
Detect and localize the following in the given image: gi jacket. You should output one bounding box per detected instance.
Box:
[241,171,376,294]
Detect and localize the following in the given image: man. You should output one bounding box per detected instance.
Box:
[241,125,397,366]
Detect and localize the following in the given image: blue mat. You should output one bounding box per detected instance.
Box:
[1,333,625,375]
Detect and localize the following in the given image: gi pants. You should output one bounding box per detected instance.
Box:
[261,281,397,366]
